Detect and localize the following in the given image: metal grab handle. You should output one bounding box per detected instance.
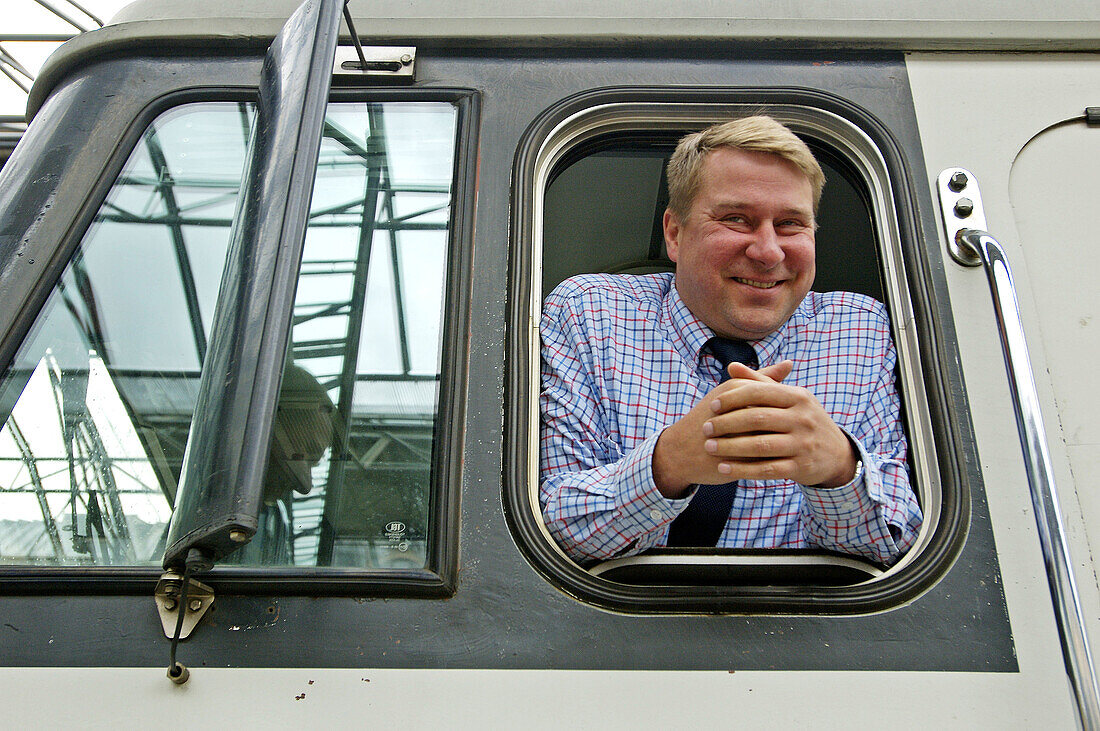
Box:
[957,229,1100,729]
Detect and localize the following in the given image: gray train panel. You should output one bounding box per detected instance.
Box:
[0,43,1013,673]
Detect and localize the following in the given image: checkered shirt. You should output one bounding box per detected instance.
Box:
[539,272,923,565]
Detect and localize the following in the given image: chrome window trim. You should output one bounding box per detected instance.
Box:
[525,101,941,585]
[590,551,884,579]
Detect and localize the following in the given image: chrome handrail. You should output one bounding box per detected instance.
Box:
[958,229,1100,730]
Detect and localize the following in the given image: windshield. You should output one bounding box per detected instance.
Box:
[0,99,459,570]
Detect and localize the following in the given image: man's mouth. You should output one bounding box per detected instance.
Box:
[732,277,780,289]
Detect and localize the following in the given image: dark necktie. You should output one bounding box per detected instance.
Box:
[665,337,757,547]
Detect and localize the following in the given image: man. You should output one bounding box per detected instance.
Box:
[539,116,922,565]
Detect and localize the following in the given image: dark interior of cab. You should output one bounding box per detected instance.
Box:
[543,135,884,301]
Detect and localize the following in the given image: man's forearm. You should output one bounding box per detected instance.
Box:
[541,432,691,561]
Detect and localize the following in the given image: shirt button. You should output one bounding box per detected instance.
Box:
[649,509,663,522]
[841,501,857,512]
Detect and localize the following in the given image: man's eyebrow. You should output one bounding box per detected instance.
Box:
[777,207,815,221]
[711,200,814,219]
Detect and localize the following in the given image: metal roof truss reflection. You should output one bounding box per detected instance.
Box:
[95,103,443,566]
[0,2,105,164]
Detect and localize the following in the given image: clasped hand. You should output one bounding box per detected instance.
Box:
[652,361,858,498]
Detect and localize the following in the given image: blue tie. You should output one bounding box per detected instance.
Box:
[665,337,757,547]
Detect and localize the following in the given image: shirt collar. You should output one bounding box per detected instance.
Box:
[753,295,815,366]
[660,275,813,368]
[659,276,715,365]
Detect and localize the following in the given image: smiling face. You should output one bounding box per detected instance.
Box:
[663,146,817,341]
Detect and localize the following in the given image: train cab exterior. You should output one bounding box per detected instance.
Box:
[1,0,1098,726]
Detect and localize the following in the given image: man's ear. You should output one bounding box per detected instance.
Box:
[663,208,681,262]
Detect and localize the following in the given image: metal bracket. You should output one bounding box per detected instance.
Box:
[936,167,988,267]
[155,570,214,640]
[332,46,415,83]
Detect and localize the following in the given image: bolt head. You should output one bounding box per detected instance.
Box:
[188,599,203,612]
[164,598,178,611]
[229,529,248,543]
[948,171,969,192]
[954,197,974,218]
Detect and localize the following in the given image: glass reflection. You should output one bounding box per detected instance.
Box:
[0,351,171,564]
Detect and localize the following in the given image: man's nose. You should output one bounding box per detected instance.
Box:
[744,223,785,267]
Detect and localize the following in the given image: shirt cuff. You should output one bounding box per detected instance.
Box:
[615,431,693,542]
[799,428,874,518]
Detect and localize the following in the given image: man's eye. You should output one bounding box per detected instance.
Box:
[777,219,807,230]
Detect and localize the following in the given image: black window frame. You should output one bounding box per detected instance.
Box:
[505,86,968,614]
[0,85,480,597]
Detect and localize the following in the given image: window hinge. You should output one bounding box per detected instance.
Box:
[154,569,215,640]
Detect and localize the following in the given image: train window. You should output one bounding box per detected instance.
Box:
[0,99,461,572]
[508,94,945,612]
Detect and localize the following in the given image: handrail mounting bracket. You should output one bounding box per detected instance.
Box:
[936,167,987,267]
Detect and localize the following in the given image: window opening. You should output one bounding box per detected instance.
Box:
[513,98,946,609]
[541,136,893,583]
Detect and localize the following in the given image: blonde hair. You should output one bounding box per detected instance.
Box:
[666,116,825,219]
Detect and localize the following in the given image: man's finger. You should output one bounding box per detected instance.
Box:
[714,457,799,481]
[759,360,793,382]
[705,432,796,459]
[710,382,804,414]
[704,405,794,437]
[726,359,793,383]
